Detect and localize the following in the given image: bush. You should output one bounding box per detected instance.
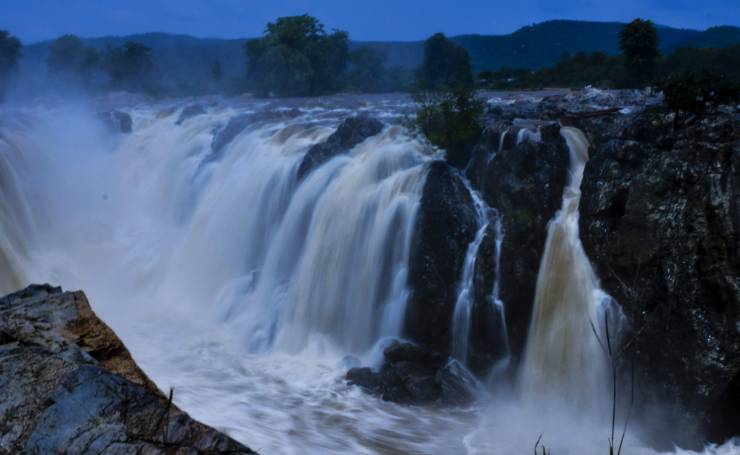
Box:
[659,71,739,117]
[413,87,483,168]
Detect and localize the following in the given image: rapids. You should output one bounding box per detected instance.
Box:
[0,94,736,455]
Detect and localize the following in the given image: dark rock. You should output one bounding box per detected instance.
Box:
[346,341,476,405]
[0,284,253,454]
[211,113,253,157]
[176,104,206,125]
[579,110,740,444]
[404,161,478,355]
[471,123,571,358]
[99,110,132,134]
[297,115,384,180]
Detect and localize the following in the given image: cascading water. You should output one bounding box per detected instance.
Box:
[520,126,611,409]
[0,97,733,455]
[450,181,508,370]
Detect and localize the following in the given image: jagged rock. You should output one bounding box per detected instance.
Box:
[176,104,206,125]
[99,110,132,134]
[579,110,740,445]
[297,115,384,180]
[404,161,478,355]
[346,341,476,405]
[0,284,253,454]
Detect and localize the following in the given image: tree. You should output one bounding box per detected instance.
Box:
[245,14,349,97]
[345,47,387,93]
[619,19,660,87]
[412,32,481,168]
[46,34,99,82]
[417,33,474,91]
[0,30,22,99]
[103,41,157,93]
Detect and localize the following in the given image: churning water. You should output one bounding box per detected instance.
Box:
[0,94,736,454]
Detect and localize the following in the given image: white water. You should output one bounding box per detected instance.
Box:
[451,185,491,364]
[0,96,736,455]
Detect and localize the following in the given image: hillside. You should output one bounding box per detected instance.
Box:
[19,20,740,89]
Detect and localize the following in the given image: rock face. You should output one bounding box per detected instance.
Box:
[578,111,740,443]
[297,115,384,180]
[0,284,253,454]
[346,341,476,405]
[404,161,478,354]
[468,122,571,359]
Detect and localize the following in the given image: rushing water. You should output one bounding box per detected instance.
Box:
[0,94,736,455]
[521,127,611,410]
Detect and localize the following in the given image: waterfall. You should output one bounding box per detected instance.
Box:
[0,103,430,359]
[520,126,610,409]
[451,179,508,369]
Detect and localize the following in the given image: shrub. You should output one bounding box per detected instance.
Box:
[659,71,739,117]
[413,87,483,168]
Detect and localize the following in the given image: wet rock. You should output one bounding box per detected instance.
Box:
[469,121,571,359]
[176,104,206,125]
[99,110,132,134]
[579,110,740,444]
[0,284,253,454]
[346,341,476,405]
[211,113,253,156]
[404,161,478,355]
[297,115,384,180]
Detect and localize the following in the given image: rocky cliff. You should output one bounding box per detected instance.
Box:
[577,108,739,444]
[0,284,253,454]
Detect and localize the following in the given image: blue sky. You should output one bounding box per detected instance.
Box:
[2,0,738,43]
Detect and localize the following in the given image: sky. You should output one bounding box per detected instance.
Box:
[1,0,738,43]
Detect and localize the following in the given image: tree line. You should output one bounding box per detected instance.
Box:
[0,16,738,103]
[0,32,161,99]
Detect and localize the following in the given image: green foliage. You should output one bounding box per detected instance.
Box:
[413,88,483,168]
[345,47,388,93]
[0,30,22,99]
[413,33,481,168]
[417,33,474,91]
[245,15,349,97]
[659,71,739,117]
[103,41,157,93]
[46,35,100,81]
[619,19,660,87]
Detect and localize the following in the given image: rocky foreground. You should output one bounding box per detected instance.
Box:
[0,284,253,454]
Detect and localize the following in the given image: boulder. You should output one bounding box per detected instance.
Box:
[296,115,384,180]
[176,104,206,125]
[0,284,253,454]
[210,113,253,157]
[404,161,478,355]
[579,110,740,444]
[346,341,476,405]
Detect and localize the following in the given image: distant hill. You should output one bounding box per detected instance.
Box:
[667,26,740,52]
[20,20,740,90]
